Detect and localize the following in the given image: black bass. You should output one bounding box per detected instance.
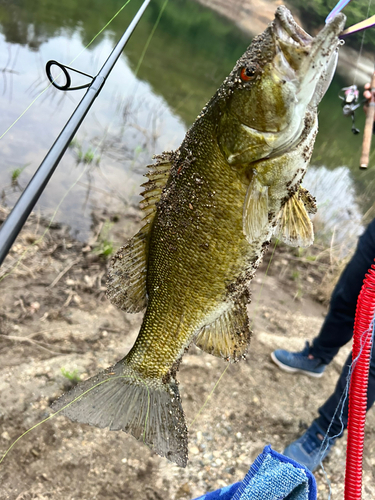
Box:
[52,7,345,467]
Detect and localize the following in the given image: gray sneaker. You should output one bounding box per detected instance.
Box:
[271,341,327,378]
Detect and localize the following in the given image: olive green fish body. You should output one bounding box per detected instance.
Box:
[52,7,346,467]
[128,121,253,379]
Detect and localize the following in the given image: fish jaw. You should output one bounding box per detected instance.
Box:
[272,7,346,110]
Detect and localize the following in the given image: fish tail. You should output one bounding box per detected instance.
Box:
[51,359,188,467]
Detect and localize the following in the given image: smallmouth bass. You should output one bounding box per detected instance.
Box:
[52,7,345,467]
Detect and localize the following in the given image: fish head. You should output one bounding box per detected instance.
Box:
[219,6,345,164]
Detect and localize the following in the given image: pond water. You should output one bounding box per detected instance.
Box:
[0,0,373,250]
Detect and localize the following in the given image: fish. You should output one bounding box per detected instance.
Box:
[52,6,346,467]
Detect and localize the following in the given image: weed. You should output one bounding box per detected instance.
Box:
[92,221,114,258]
[61,367,80,383]
[83,148,95,164]
[305,255,317,262]
[10,166,26,185]
[291,269,300,281]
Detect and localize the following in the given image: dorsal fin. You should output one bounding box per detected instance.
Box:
[274,186,314,248]
[194,299,251,362]
[106,153,173,313]
[140,152,173,222]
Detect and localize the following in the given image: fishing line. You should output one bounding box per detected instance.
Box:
[189,364,229,429]
[352,0,373,87]
[118,0,169,111]
[316,316,375,499]
[0,122,115,283]
[134,0,169,78]
[0,374,151,465]
[1,0,172,461]
[188,238,280,431]
[1,0,171,281]
[0,0,133,141]
[249,238,279,331]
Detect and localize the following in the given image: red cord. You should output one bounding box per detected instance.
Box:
[344,263,375,500]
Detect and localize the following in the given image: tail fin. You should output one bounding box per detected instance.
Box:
[51,360,188,467]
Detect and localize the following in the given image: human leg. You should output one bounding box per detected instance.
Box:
[310,219,375,364]
[283,347,375,470]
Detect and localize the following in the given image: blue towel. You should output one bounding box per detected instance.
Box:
[193,445,317,500]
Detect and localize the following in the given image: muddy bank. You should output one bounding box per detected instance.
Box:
[0,205,374,499]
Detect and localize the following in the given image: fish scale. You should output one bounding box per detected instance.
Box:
[52,6,346,467]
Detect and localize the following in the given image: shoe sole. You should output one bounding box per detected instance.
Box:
[270,352,325,378]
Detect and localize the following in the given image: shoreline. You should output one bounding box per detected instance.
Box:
[194,0,374,85]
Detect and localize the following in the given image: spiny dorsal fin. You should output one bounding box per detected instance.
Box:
[274,187,314,248]
[140,152,173,222]
[194,299,251,362]
[106,153,173,313]
[243,175,269,243]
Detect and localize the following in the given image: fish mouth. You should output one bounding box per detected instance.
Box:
[273,6,313,48]
[272,6,346,104]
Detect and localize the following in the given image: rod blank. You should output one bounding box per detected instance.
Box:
[0,0,151,266]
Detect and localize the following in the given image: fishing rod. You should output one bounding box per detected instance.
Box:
[0,0,151,267]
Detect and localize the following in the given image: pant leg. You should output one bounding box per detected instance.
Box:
[315,348,375,437]
[310,219,375,364]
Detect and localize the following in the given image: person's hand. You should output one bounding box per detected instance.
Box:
[363,82,375,122]
[364,82,373,101]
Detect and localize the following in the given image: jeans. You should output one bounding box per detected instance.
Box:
[310,218,375,437]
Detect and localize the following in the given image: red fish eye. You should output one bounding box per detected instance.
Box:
[240,66,257,81]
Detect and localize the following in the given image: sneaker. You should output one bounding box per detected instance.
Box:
[283,421,336,471]
[270,341,327,378]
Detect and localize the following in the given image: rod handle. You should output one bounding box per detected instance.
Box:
[360,72,375,169]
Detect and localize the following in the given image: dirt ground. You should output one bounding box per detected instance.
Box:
[0,205,374,500]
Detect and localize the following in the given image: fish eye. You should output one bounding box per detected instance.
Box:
[240,65,258,81]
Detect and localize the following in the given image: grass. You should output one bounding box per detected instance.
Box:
[61,367,80,383]
[69,139,99,165]
[10,166,26,185]
[92,221,114,259]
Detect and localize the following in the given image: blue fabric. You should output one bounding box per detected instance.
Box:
[192,446,317,500]
[309,219,375,437]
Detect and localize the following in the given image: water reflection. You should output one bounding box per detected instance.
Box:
[0,0,373,244]
[304,165,363,255]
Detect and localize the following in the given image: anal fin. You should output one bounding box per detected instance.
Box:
[195,300,251,361]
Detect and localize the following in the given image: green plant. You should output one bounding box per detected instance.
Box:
[61,367,80,383]
[291,269,300,281]
[92,221,115,258]
[10,166,26,184]
[83,148,95,164]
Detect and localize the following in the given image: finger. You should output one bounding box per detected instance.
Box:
[364,83,371,90]
[364,90,372,100]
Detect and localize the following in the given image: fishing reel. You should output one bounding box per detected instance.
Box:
[339,85,361,134]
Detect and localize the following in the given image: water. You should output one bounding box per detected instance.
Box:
[0,0,373,247]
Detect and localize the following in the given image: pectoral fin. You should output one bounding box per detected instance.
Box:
[243,176,269,243]
[274,187,314,248]
[194,299,251,362]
